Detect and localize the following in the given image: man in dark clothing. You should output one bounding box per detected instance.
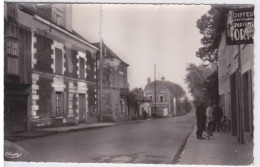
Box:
[213,104,223,132]
[196,103,206,139]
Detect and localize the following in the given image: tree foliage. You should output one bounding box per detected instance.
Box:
[126,87,143,106]
[196,5,227,63]
[185,63,218,106]
[164,81,185,100]
[145,80,185,100]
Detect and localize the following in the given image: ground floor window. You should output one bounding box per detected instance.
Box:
[120,99,125,113]
[56,92,63,116]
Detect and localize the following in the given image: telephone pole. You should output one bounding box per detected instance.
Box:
[99,4,103,122]
[154,64,157,118]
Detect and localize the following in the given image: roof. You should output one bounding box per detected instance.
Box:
[17,3,97,50]
[93,42,129,66]
[71,30,92,45]
[144,80,170,93]
[135,95,152,103]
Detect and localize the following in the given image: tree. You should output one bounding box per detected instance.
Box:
[196,5,227,63]
[126,88,144,119]
[144,80,185,100]
[182,96,192,113]
[164,81,185,100]
[185,63,218,106]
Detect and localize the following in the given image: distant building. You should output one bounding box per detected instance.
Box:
[137,96,152,119]
[4,3,98,133]
[94,42,129,122]
[127,89,152,120]
[217,24,254,142]
[144,77,177,117]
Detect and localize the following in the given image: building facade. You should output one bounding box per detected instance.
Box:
[127,92,152,120]
[95,42,129,122]
[218,29,254,142]
[4,3,98,133]
[144,77,177,117]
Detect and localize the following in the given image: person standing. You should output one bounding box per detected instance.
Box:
[213,102,223,132]
[206,100,215,136]
[196,102,206,139]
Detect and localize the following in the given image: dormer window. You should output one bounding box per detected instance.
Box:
[53,6,63,26]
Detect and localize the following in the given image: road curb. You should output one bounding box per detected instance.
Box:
[172,126,194,164]
[6,124,116,142]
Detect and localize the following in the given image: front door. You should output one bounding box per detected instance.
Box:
[79,94,86,123]
[4,95,27,133]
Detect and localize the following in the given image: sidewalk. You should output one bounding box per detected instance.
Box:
[178,127,254,165]
[4,118,155,142]
[5,122,116,142]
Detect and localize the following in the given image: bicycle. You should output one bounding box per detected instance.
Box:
[221,116,231,132]
[202,122,210,140]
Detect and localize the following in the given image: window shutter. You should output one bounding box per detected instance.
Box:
[51,92,56,117]
[63,92,67,116]
[79,57,85,79]
[55,48,63,75]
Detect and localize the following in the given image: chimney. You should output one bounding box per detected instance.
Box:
[161,76,165,81]
[147,77,151,84]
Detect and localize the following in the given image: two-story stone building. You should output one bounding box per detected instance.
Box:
[4,3,98,133]
[94,42,129,122]
[217,7,254,143]
[218,31,254,142]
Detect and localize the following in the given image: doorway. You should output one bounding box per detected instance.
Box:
[79,94,86,123]
[230,72,238,136]
[4,95,28,133]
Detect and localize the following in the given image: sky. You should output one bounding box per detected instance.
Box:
[72,4,211,99]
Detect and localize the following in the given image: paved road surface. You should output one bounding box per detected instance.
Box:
[13,111,195,164]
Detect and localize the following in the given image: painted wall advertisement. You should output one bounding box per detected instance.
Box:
[226,7,254,45]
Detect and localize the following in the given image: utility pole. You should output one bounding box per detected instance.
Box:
[99,4,103,122]
[237,44,245,144]
[154,64,157,118]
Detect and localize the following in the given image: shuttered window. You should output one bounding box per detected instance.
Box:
[7,3,16,18]
[6,39,19,75]
[55,48,63,75]
[149,96,152,101]
[79,57,85,79]
[7,56,18,74]
[51,91,67,118]
[56,92,63,116]
[160,96,163,102]
[7,21,17,38]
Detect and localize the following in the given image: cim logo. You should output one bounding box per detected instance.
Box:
[5,151,22,159]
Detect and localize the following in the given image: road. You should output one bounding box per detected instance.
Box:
[14,111,196,164]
